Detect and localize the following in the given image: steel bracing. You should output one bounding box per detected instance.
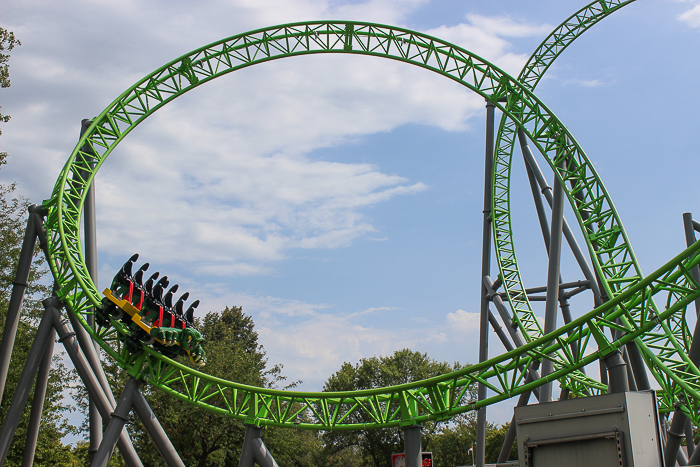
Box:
[3,1,700,466]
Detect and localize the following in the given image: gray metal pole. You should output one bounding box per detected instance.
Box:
[686,418,695,458]
[540,159,565,403]
[487,309,514,352]
[602,350,629,394]
[497,374,533,464]
[517,129,602,305]
[664,213,700,467]
[66,310,117,406]
[523,150,586,377]
[0,209,37,406]
[0,309,53,466]
[31,209,49,261]
[92,377,140,467]
[689,433,700,465]
[483,276,541,401]
[132,389,186,467]
[239,424,279,467]
[48,300,143,467]
[403,425,422,467]
[80,118,103,462]
[239,425,258,467]
[476,100,495,467]
[20,326,56,467]
[683,212,700,315]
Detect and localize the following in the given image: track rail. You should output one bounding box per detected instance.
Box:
[42,15,700,429]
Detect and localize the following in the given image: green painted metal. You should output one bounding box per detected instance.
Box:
[41,15,700,430]
[492,0,638,397]
[490,0,693,418]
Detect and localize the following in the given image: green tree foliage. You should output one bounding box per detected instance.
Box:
[0,27,79,466]
[122,306,319,467]
[320,349,469,467]
[0,28,20,163]
[426,420,517,466]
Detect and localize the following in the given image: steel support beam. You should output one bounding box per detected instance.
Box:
[476,99,495,467]
[517,129,602,305]
[404,425,422,467]
[522,148,587,382]
[484,276,541,401]
[683,212,700,315]
[602,350,629,394]
[497,374,533,464]
[540,158,565,402]
[132,390,186,467]
[0,208,37,406]
[20,326,56,467]
[48,300,142,467]
[238,424,279,467]
[92,377,141,467]
[66,310,116,407]
[665,212,700,467]
[0,309,53,466]
[81,118,103,462]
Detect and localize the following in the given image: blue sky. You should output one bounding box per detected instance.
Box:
[2,0,700,428]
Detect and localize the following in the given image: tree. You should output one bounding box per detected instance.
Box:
[426,419,517,466]
[0,28,79,465]
[123,305,320,467]
[320,349,468,467]
[0,28,20,163]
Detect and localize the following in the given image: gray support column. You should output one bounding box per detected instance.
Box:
[92,377,141,467]
[683,212,700,315]
[0,309,54,466]
[487,310,514,352]
[497,375,533,464]
[517,129,602,305]
[664,213,700,467]
[685,418,695,458]
[476,100,495,467]
[523,148,586,377]
[625,341,650,390]
[48,300,142,467]
[239,424,279,467]
[132,390,185,467]
[21,326,56,467]
[690,440,700,466]
[0,209,36,405]
[540,160,565,403]
[483,276,541,401]
[66,311,117,407]
[602,350,629,394]
[403,425,422,467]
[80,118,103,462]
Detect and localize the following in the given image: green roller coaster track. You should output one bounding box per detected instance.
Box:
[41,1,700,431]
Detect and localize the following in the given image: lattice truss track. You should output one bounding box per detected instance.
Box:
[42,1,700,431]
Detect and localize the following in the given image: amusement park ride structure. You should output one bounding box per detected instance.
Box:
[0,0,699,466]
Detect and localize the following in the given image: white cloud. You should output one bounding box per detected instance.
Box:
[679,5,700,27]
[445,309,480,333]
[1,0,551,390]
[564,78,608,88]
[426,15,551,76]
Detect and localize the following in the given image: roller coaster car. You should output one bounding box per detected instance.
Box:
[98,254,206,367]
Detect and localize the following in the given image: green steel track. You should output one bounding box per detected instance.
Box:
[41,7,700,430]
[491,0,639,397]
